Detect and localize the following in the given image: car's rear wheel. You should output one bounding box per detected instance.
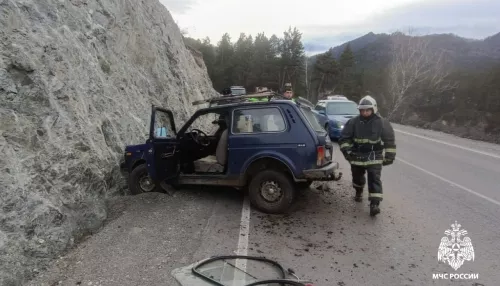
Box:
[129,164,158,195]
[248,170,296,214]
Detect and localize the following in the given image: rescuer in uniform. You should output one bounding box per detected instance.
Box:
[338,95,396,216]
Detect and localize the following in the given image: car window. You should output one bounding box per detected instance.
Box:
[232,107,286,134]
[187,112,222,135]
[314,102,325,112]
[154,110,175,139]
[299,106,327,134]
[326,101,359,115]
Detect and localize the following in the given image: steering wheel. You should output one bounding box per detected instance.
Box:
[189,129,210,147]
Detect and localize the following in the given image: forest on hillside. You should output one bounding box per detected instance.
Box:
[183,27,309,98]
[183,28,500,143]
[182,27,360,101]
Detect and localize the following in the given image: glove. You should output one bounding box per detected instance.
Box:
[343,151,354,162]
[382,159,394,166]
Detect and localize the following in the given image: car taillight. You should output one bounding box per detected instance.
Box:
[317,145,325,166]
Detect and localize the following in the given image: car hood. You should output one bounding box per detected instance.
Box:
[328,114,357,124]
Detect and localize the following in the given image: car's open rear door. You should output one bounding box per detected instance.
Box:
[146,106,179,184]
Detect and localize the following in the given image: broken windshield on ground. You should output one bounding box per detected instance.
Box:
[194,257,285,285]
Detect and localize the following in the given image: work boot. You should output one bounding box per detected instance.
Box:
[354,188,363,202]
[370,201,380,216]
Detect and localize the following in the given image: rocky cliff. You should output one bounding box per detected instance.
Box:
[0,0,217,284]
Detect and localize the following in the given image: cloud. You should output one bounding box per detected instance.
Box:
[161,0,499,54]
[302,0,500,52]
[159,0,198,14]
[165,0,419,43]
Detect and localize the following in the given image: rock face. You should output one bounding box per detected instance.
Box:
[0,0,217,284]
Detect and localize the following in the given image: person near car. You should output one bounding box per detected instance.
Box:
[282,83,294,100]
[248,83,296,102]
[338,95,396,216]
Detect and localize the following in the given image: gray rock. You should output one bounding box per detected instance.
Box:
[0,0,218,284]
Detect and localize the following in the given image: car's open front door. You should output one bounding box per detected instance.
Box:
[146,106,179,184]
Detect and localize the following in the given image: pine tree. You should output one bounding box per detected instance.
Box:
[339,43,355,96]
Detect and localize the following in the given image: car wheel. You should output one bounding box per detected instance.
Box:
[248,170,296,214]
[296,180,313,189]
[129,164,158,195]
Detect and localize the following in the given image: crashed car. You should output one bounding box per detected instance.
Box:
[120,93,342,214]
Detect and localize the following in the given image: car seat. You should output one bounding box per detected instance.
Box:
[215,129,228,166]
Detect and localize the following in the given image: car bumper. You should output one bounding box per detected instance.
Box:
[302,161,342,181]
[120,160,128,175]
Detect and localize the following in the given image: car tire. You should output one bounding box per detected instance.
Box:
[128,164,158,195]
[248,170,296,214]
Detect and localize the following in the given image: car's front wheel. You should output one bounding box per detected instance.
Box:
[248,170,296,214]
[128,164,158,195]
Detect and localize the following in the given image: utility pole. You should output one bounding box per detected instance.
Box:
[305,57,309,99]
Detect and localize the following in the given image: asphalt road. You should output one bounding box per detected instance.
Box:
[28,124,500,286]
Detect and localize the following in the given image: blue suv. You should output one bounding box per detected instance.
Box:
[312,96,359,140]
[120,93,342,214]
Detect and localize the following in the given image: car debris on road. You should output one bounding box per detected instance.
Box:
[172,255,314,286]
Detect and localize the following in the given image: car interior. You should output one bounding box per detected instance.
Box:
[175,108,285,175]
[178,112,230,174]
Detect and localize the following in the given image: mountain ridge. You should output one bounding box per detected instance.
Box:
[308,31,500,68]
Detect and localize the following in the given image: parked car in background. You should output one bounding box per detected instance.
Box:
[230,86,246,96]
[312,96,359,140]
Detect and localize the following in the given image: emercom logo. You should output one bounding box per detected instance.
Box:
[438,221,474,270]
[432,221,479,281]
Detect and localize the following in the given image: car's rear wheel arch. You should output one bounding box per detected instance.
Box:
[244,157,295,184]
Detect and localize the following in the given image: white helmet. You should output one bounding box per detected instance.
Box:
[358,95,378,114]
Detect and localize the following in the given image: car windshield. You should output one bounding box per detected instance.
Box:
[326,101,358,115]
[299,106,326,134]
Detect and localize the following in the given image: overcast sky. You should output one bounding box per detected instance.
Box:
[159,0,500,55]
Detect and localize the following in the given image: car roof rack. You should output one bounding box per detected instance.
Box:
[192,91,315,109]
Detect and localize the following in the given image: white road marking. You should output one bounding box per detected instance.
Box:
[236,195,251,256]
[232,195,251,286]
[396,157,500,207]
[394,129,500,160]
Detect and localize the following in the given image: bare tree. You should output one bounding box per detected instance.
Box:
[387,28,458,120]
